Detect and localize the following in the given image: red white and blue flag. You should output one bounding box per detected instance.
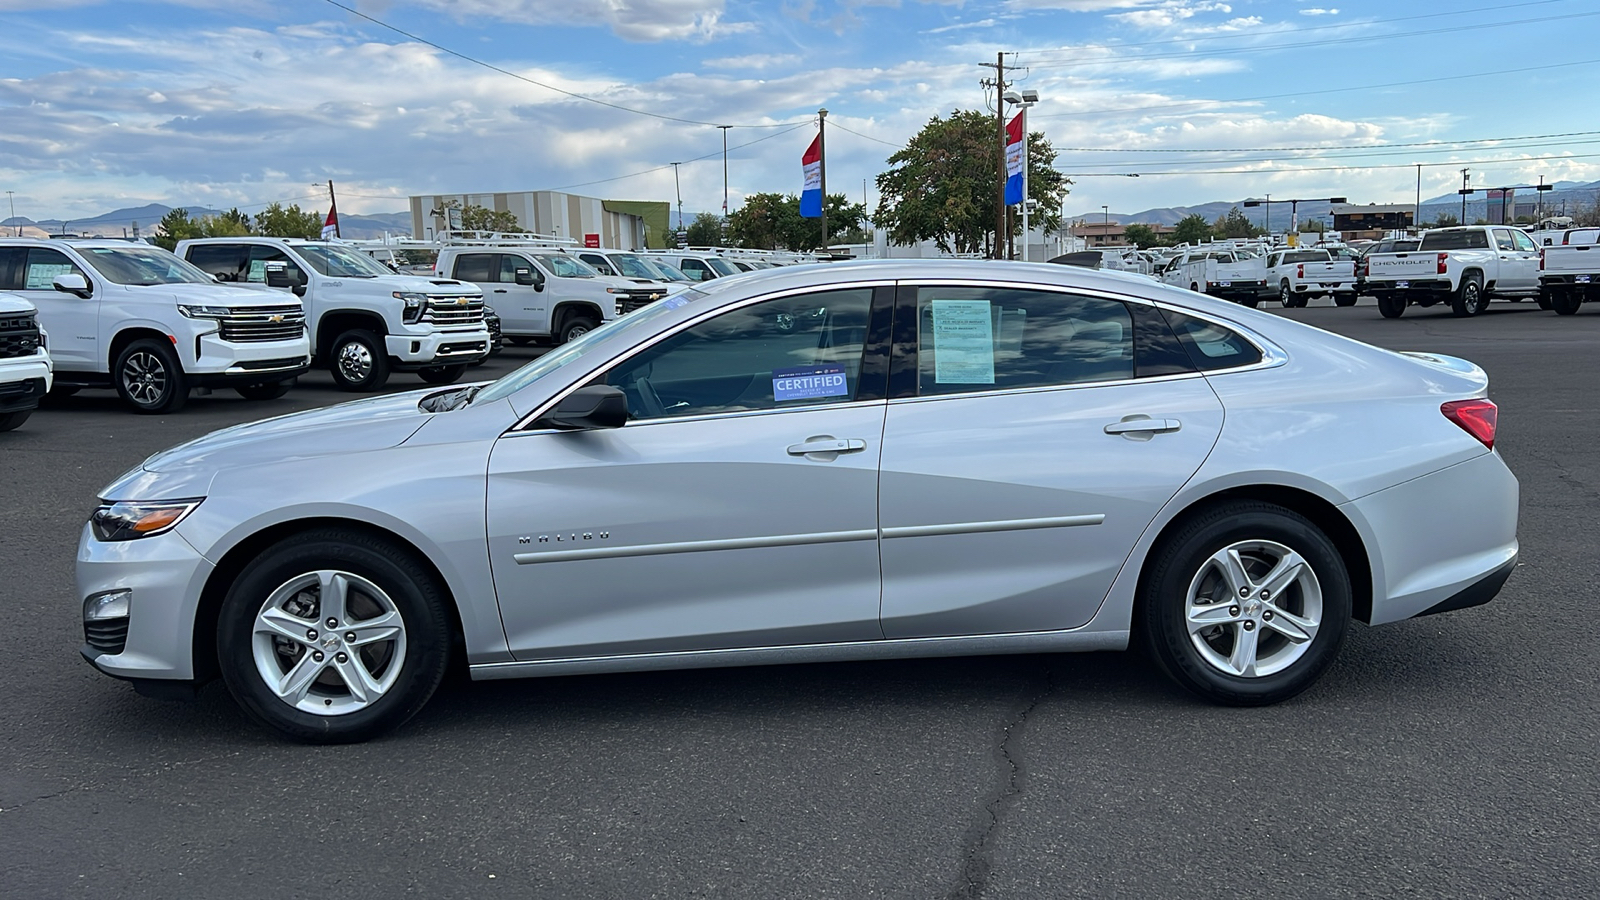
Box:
[800,134,823,218]
[1004,112,1025,206]
[320,202,339,240]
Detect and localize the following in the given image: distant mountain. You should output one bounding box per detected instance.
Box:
[5,203,414,240]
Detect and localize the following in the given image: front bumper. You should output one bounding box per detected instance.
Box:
[1345,450,1519,626]
[0,352,52,413]
[386,328,492,368]
[191,332,313,384]
[76,522,213,682]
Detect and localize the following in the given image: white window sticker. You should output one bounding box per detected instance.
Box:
[25,264,74,289]
[931,299,995,384]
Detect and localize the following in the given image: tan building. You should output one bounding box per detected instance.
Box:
[1072,221,1173,247]
[409,191,670,249]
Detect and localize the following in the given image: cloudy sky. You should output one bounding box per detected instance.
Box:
[3,0,1598,225]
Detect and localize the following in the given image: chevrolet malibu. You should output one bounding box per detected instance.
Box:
[78,260,1519,742]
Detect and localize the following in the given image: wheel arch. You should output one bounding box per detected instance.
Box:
[191,517,469,684]
[552,300,603,332]
[315,310,387,359]
[108,326,178,372]
[1133,483,1374,627]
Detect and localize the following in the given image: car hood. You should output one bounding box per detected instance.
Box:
[118,282,285,306]
[100,390,438,499]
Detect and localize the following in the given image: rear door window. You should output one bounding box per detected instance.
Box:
[184,243,249,281]
[452,253,494,283]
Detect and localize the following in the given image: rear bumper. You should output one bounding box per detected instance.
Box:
[1207,280,1265,301]
[1369,279,1452,299]
[1345,450,1520,625]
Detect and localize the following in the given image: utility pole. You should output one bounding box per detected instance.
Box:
[1415,164,1422,231]
[670,162,683,235]
[1460,168,1471,223]
[5,191,15,236]
[818,108,829,252]
[719,125,732,224]
[980,52,1008,259]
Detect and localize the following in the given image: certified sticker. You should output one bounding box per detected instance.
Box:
[773,364,848,402]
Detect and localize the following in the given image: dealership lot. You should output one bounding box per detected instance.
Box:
[3,299,1598,898]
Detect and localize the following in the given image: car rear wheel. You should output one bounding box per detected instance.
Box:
[0,410,31,432]
[1377,293,1406,318]
[1452,276,1487,317]
[216,528,452,743]
[330,329,391,392]
[1333,294,1358,307]
[1550,290,1582,315]
[1140,501,1351,706]
[235,378,295,401]
[1279,281,1293,308]
[114,338,188,414]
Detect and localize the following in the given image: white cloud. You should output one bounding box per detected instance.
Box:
[1300,7,1339,15]
[703,53,801,70]
[923,18,999,34]
[397,0,753,42]
[1108,1,1231,30]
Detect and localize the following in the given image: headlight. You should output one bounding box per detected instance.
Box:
[605,287,624,294]
[90,499,204,542]
[177,304,232,319]
[393,291,428,324]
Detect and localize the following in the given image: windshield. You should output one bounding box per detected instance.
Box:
[80,247,215,285]
[608,253,663,280]
[534,254,600,278]
[471,295,697,406]
[707,258,740,276]
[294,244,396,278]
[645,259,692,281]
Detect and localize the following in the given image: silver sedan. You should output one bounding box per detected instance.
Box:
[78,260,1519,742]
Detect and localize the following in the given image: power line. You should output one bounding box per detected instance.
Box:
[1017,0,1571,57]
[1054,138,1600,169]
[1031,57,1600,120]
[1053,151,1600,176]
[1054,130,1600,156]
[537,122,813,192]
[319,0,806,129]
[1024,10,1600,71]
[827,122,905,149]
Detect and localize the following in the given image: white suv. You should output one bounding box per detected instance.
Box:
[179,238,491,391]
[2,239,309,413]
[436,247,670,345]
[0,291,52,432]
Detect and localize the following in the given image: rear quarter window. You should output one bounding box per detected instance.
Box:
[1161,310,1263,372]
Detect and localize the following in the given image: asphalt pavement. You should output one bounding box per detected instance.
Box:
[2,297,1598,899]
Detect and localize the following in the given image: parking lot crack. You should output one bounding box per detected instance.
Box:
[945,663,1055,900]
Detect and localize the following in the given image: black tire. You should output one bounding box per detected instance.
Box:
[1551,289,1582,315]
[0,409,31,433]
[114,338,188,414]
[1451,275,1487,317]
[1139,501,1352,706]
[1190,283,1201,293]
[557,314,600,345]
[1237,296,1262,309]
[417,364,466,385]
[1537,291,1553,311]
[1279,281,1294,308]
[216,527,453,744]
[1333,294,1358,308]
[329,329,391,392]
[234,378,295,401]
[1377,293,1406,318]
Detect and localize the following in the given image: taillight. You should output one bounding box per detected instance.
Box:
[1297,264,1304,278]
[1539,250,1545,271]
[1442,399,1497,450]
[1437,253,1449,275]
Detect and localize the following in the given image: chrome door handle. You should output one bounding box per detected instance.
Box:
[493,288,508,293]
[1104,418,1181,435]
[787,438,867,456]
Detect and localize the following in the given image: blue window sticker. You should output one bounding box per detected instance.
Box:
[662,296,689,309]
[773,364,849,403]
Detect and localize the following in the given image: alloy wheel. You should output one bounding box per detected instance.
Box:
[121,351,168,406]
[251,570,407,715]
[337,341,374,384]
[1184,540,1322,678]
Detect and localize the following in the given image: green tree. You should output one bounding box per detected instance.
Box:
[153,208,202,251]
[727,192,796,250]
[788,194,866,251]
[1212,206,1264,238]
[1300,219,1327,233]
[1170,214,1213,245]
[1426,212,1460,228]
[199,207,251,238]
[1122,223,1161,249]
[460,204,523,233]
[874,109,1069,256]
[254,202,323,239]
[685,212,725,247]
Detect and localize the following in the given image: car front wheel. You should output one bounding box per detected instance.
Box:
[417,364,466,385]
[235,378,295,401]
[1140,501,1351,706]
[330,329,391,392]
[216,528,452,743]
[114,338,188,414]
[558,315,599,344]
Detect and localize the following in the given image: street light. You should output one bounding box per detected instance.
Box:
[1003,88,1039,260]
[1101,205,1109,246]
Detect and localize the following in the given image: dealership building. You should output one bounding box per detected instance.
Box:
[408,191,671,249]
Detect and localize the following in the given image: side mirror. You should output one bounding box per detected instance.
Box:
[515,267,535,286]
[263,262,294,289]
[53,273,91,298]
[213,272,227,283]
[535,385,630,431]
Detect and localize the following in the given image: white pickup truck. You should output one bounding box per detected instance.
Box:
[1538,227,1600,315]
[436,246,670,345]
[1264,248,1358,308]
[1160,247,1268,306]
[6,239,310,413]
[0,291,51,431]
[179,237,490,390]
[1365,226,1542,318]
